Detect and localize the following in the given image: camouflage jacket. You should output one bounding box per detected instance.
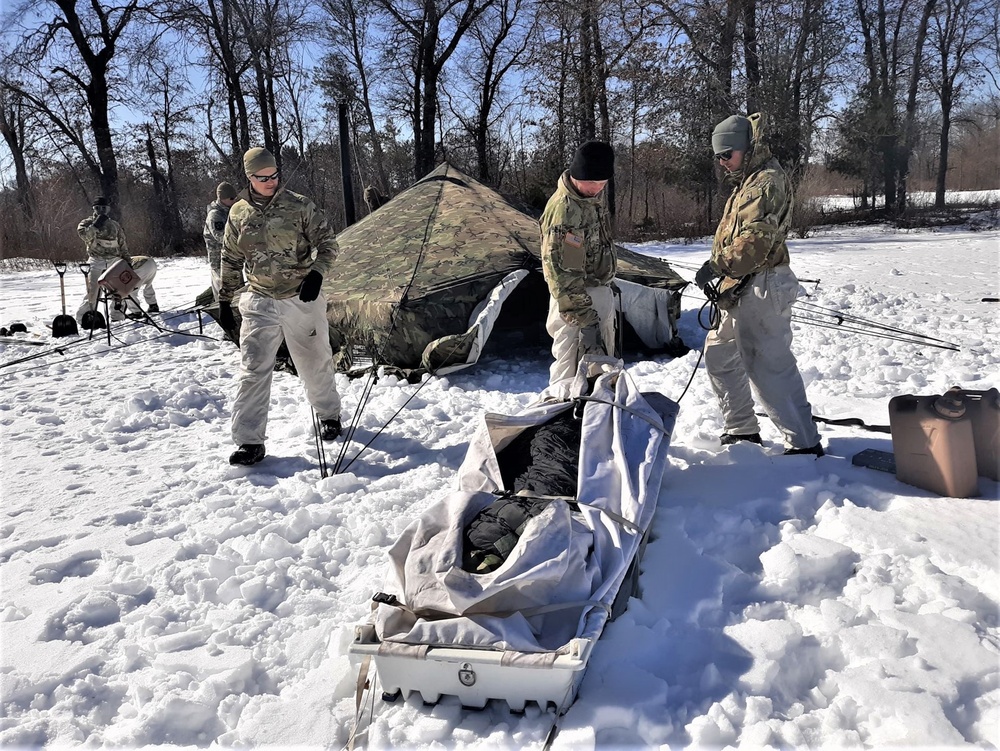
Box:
[203,201,230,269]
[220,187,339,303]
[711,112,792,290]
[77,214,130,261]
[539,171,617,328]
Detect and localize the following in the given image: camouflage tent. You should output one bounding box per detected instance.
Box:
[325,163,687,375]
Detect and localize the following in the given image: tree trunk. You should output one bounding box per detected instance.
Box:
[897,0,937,215]
[935,98,951,207]
[742,0,760,113]
[0,91,33,220]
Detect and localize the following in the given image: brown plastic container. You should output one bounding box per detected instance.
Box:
[956,388,1000,481]
[888,389,979,498]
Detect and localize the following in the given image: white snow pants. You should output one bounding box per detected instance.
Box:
[546,285,617,385]
[704,265,820,450]
[77,257,158,321]
[210,268,222,301]
[231,291,341,446]
[76,257,113,322]
[125,257,159,314]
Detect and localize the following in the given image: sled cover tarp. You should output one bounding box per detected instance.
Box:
[374,359,679,654]
[326,164,686,373]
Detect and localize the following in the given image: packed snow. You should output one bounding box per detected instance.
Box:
[1,218,998,750]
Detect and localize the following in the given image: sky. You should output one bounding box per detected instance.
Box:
[0,213,998,749]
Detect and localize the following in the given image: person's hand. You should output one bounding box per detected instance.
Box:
[93,215,109,230]
[219,301,237,332]
[695,259,719,290]
[578,324,607,356]
[298,269,323,302]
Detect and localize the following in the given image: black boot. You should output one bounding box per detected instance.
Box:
[230,443,266,465]
[147,304,159,313]
[720,432,762,446]
[784,443,824,457]
[320,418,342,441]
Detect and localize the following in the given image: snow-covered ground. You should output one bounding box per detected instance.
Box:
[1,220,998,750]
[811,189,1000,212]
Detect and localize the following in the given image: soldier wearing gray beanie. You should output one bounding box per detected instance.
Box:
[711,115,752,157]
[695,112,823,458]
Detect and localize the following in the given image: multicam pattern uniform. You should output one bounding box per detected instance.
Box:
[77,213,130,261]
[220,188,337,303]
[539,171,617,384]
[539,171,616,328]
[203,201,230,295]
[76,211,130,315]
[221,187,342,446]
[704,113,820,450]
[709,112,792,301]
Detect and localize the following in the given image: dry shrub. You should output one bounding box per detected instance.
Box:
[614,181,710,241]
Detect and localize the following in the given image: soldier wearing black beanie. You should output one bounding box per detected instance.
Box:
[569,140,615,182]
[538,140,618,385]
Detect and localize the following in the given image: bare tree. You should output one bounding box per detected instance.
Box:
[0,79,35,220]
[318,0,391,193]
[447,0,536,183]
[8,0,145,214]
[160,0,254,166]
[373,0,497,180]
[927,0,992,206]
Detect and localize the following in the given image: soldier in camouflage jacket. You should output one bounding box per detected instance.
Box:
[204,182,238,299]
[219,147,344,466]
[76,196,131,320]
[539,140,618,385]
[695,113,821,455]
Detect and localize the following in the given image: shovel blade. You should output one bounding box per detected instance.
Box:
[52,314,79,338]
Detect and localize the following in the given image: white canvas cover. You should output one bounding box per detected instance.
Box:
[374,358,678,655]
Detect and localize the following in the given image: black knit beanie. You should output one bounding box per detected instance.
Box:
[569,141,615,181]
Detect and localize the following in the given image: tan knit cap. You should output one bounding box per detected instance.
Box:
[217,181,237,201]
[243,147,277,175]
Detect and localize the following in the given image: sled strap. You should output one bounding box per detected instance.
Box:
[501,491,642,534]
[500,651,559,668]
[371,592,610,621]
[516,599,611,619]
[573,396,668,434]
[377,642,430,658]
[347,654,372,751]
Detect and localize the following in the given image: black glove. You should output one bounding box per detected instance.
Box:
[218,301,237,332]
[93,215,109,229]
[579,324,607,357]
[695,259,720,290]
[298,269,323,302]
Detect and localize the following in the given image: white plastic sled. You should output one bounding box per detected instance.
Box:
[349,358,678,715]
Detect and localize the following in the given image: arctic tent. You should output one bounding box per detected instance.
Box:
[324,163,688,375]
[201,163,688,375]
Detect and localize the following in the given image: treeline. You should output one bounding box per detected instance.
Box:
[0,0,998,261]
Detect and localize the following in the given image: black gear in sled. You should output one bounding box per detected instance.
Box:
[463,409,583,573]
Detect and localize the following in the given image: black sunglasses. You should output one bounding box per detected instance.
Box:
[715,150,733,161]
[250,172,280,183]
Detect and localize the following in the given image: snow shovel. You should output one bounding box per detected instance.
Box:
[51,262,79,338]
[78,263,106,330]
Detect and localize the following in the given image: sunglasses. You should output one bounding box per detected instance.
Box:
[715,150,733,162]
[250,172,280,183]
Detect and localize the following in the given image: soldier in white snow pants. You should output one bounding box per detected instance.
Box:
[230,292,341,447]
[703,266,819,450]
[545,285,616,384]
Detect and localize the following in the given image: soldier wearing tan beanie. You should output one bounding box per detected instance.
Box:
[218,147,344,467]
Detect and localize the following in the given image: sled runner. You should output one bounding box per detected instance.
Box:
[348,358,678,717]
